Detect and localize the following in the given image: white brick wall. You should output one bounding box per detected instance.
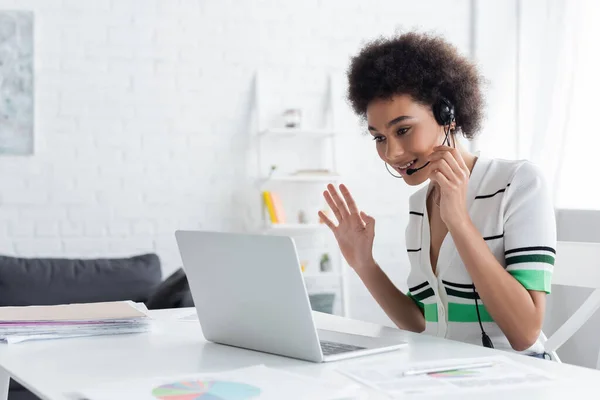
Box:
[0,0,515,325]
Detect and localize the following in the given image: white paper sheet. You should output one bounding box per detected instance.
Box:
[338,355,555,397]
[69,365,360,400]
[178,311,199,321]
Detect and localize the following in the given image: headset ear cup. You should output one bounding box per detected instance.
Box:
[433,98,455,126]
[433,102,447,126]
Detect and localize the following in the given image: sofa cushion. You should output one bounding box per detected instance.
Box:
[0,253,162,307]
[7,387,40,400]
[145,268,194,310]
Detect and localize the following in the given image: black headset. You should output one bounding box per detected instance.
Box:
[473,285,494,348]
[402,97,456,176]
[433,96,455,128]
[386,96,493,348]
[433,97,494,349]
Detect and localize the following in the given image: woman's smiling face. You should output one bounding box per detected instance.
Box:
[367,94,447,185]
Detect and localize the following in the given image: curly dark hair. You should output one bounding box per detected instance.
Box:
[347,31,485,139]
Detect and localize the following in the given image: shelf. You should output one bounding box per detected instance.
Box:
[260,174,342,183]
[253,70,349,317]
[262,223,328,234]
[302,272,342,279]
[258,128,337,138]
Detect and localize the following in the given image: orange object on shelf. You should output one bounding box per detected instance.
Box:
[270,192,287,224]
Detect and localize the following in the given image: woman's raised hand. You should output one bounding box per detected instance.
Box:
[318,184,376,271]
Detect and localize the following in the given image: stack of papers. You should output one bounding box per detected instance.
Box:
[68,364,360,400]
[0,301,152,344]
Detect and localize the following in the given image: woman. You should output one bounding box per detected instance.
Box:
[318,32,556,357]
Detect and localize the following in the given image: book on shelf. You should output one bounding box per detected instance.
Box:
[270,192,287,223]
[262,191,286,224]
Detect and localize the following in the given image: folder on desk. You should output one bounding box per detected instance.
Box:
[0,301,151,344]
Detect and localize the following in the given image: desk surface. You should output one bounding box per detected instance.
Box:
[0,308,598,400]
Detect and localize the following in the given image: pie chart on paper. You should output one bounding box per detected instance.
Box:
[151,380,261,400]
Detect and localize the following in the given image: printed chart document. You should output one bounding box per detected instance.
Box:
[69,365,360,400]
[338,355,555,397]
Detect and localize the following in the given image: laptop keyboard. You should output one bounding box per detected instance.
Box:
[319,340,366,356]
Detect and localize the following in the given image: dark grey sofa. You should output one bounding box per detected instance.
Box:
[0,253,163,400]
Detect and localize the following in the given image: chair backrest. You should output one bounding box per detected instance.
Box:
[544,209,600,366]
[554,209,600,289]
[556,208,600,243]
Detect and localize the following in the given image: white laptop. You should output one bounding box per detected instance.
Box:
[175,230,407,363]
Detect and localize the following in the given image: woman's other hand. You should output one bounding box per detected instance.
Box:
[318,184,376,272]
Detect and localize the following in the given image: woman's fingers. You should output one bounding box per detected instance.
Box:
[429,159,457,187]
[430,149,463,179]
[322,184,366,228]
[340,184,359,214]
[323,190,343,223]
[434,145,468,172]
[431,168,451,188]
[339,184,366,228]
[326,183,350,219]
[318,210,337,231]
[450,146,469,171]
[340,184,364,222]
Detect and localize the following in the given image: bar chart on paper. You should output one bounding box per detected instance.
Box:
[151,380,261,400]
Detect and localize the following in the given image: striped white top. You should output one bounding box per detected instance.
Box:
[405,155,556,354]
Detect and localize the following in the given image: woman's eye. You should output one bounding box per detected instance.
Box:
[397,127,410,135]
[372,136,385,143]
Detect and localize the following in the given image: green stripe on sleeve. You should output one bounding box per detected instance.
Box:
[508,269,552,293]
[407,292,425,312]
[505,254,555,266]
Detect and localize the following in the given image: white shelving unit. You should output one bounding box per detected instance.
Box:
[259,175,342,185]
[258,128,337,138]
[262,223,329,234]
[251,70,350,317]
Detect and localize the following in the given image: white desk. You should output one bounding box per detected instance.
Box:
[0,308,598,400]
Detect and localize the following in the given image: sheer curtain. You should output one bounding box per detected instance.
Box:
[552,0,600,208]
[472,0,585,202]
[516,0,583,202]
[518,0,600,369]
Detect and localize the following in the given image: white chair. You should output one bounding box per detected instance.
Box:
[541,209,600,367]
